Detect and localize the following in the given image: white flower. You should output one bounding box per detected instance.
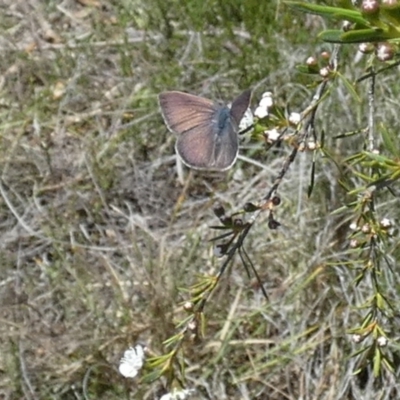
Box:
[259,92,274,108]
[119,344,145,378]
[349,222,358,231]
[377,336,388,347]
[380,218,392,228]
[352,334,362,343]
[306,56,317,66]
[160,388,195,400]
[264,128,280,142]
[254,106,268,119]
[254,92,273,119]
[376,43,393,62]
[319,67,330,78]
[288,112,301,125]
[239,107,254,133]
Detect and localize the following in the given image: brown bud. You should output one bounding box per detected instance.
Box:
[306,56,318,66]
[213,204,225,218]
[319,66,330,78]
[320,51,330,60]
[268,219,281,230]
[183,301,194,312]
[233,218,244,227]
[272,196,281,206]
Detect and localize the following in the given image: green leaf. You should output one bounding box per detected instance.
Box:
[373,347,382,377]
[367,174,397,190]
[349,345,371,359]
[336,72,361,102]
[376,292,384,310]
[320,28,391,43]
[319,29,346,43]
[382,356,395,373]
[296,64,320,75]
[362,151,398,165]
[381,3,400,25]
[341,28,394,42]
[380,123,400,158]
[361,311,373,328]
[142,370,163,383]
[285,2,369,26]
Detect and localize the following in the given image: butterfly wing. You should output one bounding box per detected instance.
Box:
[229,89,252,126]
[159,91,225,169]
[159,91,216,134]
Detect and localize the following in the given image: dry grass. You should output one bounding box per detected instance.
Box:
[0,1,399,399]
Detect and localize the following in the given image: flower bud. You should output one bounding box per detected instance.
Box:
[376,42,395,61]
[320,51,330,60]
[306,56,318,66]
[361,0,380,13]
[358,42,375,54]
[268,219,280,230]
[272,196,281,206]
[350,239,359,248]
[319,67,330,78]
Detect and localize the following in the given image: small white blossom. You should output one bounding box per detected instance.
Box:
[352,334,362,343]
[349,239,359,248]
[380,218,392,228]
[288,112,301,125]
[377,336,388,347]
[361,224,371,234]
[264,128,280,142]
[306,56,317,66]
[376,43,394,61]
[349,222,358,231]
[254,92,273,119]
[362,0,379,12]
[307,141,317,151]
[259,92,274,108]
[183,301,194,311]
[254,105,268,119]
[358,43,374,54]
[319,67,330,78]
[188,321,197,331]
[119,344,145,378]
[160,388,195,400]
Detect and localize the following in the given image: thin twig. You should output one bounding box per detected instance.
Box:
[367,68,376,152]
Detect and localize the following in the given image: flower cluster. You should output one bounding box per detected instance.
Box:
[119,344,146,378]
